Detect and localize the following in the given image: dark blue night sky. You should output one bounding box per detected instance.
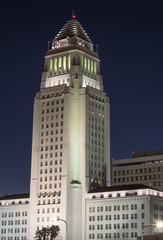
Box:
[0,0,162,194]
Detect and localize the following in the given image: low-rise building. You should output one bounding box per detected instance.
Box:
[112,150,163,190]
[0,193,30,240]
[86,184,163,240]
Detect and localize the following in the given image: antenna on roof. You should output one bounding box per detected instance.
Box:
[72,9,76,19]
[48,41,50,50]
[96,44,98,54]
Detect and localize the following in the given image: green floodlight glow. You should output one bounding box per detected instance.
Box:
[58,57,62,73]
[54,58,57,74]
[68,55,71,71]
[63,56,66,72]
[88,59,90,75]
[50,59,53,75]
[84,58,87,73]
[91,60,93,77]
[94,62,97,77]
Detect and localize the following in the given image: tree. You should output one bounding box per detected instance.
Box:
[35,227,49,240]
[41,227,50,240]
[49,225,60,240]
[35,229,42,240]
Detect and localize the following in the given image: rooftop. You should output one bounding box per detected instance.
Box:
[55,19,92,44]
[112,150,163,166]
[0,193,29,200]
[88,184,161,193]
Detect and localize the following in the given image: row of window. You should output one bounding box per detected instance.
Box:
[38,198,60,205]
[1,237,27,240]
[42,106,64,115]
[49,54,98,78]
[39,183,61,190]
[40,175,61,182]
[40,143,63,151]
[89,125,104,132]
[114,166,163,175]
[90,204,143,212]
[48,78,69,87]
[41,129,63,135]
[2,220,27,225]
[41,122,63,129]
[81,56,97,78]
[40,152,63,159]
[40,159,62,167]
[37,213,59,223]
[89,213,145,221]
[41,137,63,145]
[42,99,64,107]
[89,101,104,109]
[114,175,162,183]
[1,212,27,218]
[40,167,62,174]
[49,55,71,76]
[89,116,104,124]
[89,92,106,103]
[41,90,64,99]
[89,222,138,230]
[1,228,27,234]
[37,191,61,198]
[154,205,163,211]
[89,232,137,239]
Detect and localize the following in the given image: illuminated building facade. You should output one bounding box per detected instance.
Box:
[86,184,163,240]
[112,150,163,191]
[29,18,110,240]
[0,194,29,240]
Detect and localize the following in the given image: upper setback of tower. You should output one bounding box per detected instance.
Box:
[41,19,103,91]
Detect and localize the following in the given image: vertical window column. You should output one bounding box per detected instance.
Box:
[49,59,53,76]
[94,61,97,77]
[58,57,62,74]
[91,60,94,77]
[68,55,71,72]
[84,57,87,74]
[54,58,58,75]
[63,56,67,73]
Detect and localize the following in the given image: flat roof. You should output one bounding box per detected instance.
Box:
[88,184,161,193]
[112,154,163,167]
[0,193,29,200]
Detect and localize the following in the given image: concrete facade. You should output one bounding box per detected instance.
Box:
[86,185,163,240]
[0,194,29,240]
[29,18,110,240]
[112,150,163,190]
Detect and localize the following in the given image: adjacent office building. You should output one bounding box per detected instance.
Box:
[0,194,29,240]
[86,184,163,240]
[112,150,163,190]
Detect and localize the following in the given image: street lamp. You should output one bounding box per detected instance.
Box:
[52,217,68,240]
[58,218,68,240]
[141,222,163,240]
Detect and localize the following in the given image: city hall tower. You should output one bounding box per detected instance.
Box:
[29,17,110,240]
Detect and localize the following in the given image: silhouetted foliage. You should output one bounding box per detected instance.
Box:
[49,225,60,240]
[35,225,60,240]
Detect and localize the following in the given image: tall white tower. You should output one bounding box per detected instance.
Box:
[29,18,110,240]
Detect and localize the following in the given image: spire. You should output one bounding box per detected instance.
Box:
[52,18,93,51]
[55,19,92,44]
[72,10,76,19]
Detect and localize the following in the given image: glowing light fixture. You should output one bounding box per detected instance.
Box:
[141,222,163,240]
[156,222,163,228]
